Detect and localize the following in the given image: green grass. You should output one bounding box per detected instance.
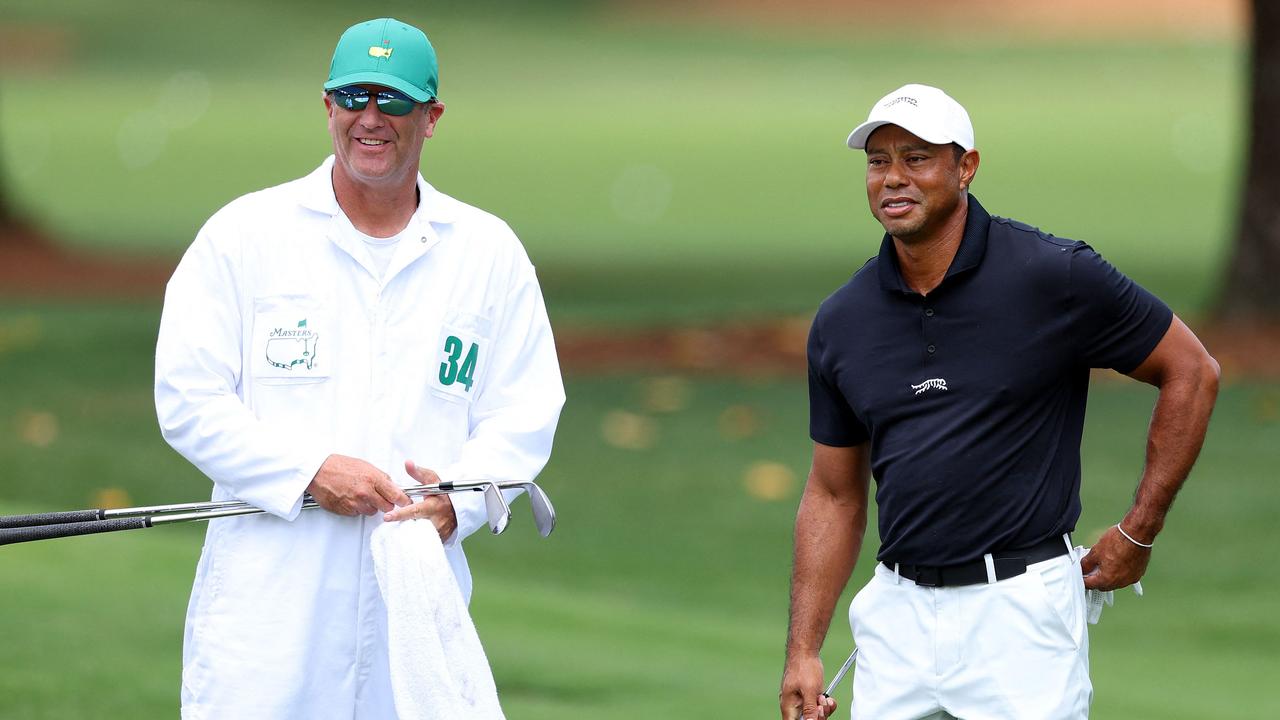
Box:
[0,1,1246,322]
[1,304,1277,717]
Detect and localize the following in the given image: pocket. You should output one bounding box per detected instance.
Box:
[185,517,240,675]
[847,572,881,641]
[1029,558,1086,650]
[431,307,492,402]
[251,295,330,385]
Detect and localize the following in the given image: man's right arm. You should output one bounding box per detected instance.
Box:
[156,217,366,519]
[157,211,411,519]
[780,441,871,720]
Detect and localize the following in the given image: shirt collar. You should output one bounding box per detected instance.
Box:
[296,155,458,225]
[876,194,991,294]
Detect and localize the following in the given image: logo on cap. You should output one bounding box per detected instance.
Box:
[884,96,918,108]
[369,46,393,58]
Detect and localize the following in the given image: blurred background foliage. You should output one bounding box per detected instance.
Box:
[1,0,1245,323]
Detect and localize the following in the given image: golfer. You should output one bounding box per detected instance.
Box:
[780,84,1219,719]
[155,18,564,717]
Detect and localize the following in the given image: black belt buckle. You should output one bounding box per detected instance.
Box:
[912,566,942,587]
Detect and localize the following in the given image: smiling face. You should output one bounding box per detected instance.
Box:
[864,124,979,243]
[325,84,445,191]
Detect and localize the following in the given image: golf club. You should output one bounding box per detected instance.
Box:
[497,481,555,537]
[0,482,510,532]
[0,479,559,546]
[416,479,556,535]
[822,646,858,699]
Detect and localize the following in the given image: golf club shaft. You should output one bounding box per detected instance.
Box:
[822,647,858,698]
[0,491,448,545]
[0,499,296,528]
[120,485,485,520]
[0,481,516,528]
[0,479,548,545]
[145,485,499,525]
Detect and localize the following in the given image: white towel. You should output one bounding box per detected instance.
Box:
[371,517,506,720]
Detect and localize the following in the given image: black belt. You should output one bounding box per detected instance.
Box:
[883,536,1069,588]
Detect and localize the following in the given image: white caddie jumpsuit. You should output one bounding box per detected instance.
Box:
[155,157,565,719]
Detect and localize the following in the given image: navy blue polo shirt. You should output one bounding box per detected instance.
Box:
[808,195,1172,566]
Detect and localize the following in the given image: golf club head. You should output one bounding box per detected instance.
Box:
[482,482,511,535]
[521,482,556,537]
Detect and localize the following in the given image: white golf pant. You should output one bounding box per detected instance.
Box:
[848,544,1091,719]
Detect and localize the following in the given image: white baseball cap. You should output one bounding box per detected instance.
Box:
[846,83,974,151]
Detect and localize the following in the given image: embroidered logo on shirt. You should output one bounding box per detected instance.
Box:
[266,319,320,370]
[911,378,948,395]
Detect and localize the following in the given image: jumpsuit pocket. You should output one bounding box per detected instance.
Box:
[251,295,330,384]
[430,307,491,403]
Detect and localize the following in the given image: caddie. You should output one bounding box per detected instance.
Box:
[155,17,564,718]
[779,84,1220,719]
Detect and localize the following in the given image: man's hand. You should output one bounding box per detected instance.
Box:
[1080,524,1152,591]
[308,454,411,516]
[780,655,836,719]
[381,460,458,542]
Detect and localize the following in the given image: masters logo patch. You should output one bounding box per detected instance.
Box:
[266,318,320,371]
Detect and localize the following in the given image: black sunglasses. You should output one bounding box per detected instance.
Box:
[328,85,423,116]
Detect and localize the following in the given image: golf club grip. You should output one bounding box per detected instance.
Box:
[0,517,150,546]
[0,509,104,528]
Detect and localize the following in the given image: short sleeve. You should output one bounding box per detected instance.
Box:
[807,315,868,447]
[1070,244,1173,373]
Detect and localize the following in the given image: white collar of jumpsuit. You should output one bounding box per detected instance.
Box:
[298,156,458,282]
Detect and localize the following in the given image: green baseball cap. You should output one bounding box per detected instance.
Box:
[323,18,438,102]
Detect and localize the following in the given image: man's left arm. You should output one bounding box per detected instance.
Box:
[385,257,565,539]
[1081,314,1220,591]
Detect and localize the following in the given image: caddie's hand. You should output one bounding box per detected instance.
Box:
[779,655,836,720]
[307,454,412,516]
[382,460,458,542]
[1081,524,1152,592]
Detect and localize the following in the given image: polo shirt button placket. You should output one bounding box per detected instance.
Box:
[924,306,936,356]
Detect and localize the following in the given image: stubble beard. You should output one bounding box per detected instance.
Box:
[876,207,928,242]
[340,146,411,188]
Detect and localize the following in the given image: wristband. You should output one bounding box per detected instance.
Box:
[1115,523,1154,549]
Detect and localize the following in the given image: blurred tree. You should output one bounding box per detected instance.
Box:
[0,175,15,234]
[0,91,17,232]
[0,110,10,225]
[0,90,44,252]
[1219,0,1280,320]
[0,176,12,227]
